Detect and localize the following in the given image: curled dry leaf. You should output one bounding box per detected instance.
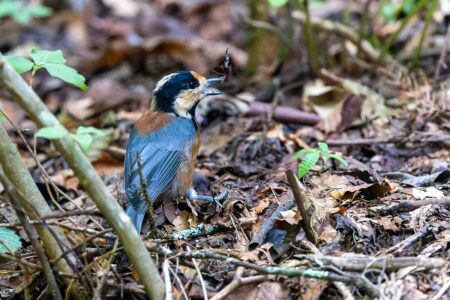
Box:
[330,179,397,201]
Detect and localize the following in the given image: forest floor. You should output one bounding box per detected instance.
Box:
[0,0,449,299]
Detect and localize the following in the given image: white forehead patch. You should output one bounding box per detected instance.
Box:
[153,73,178,93]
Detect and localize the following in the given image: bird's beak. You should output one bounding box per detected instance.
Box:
[203,77,223,96]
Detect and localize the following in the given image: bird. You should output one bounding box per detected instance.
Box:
[124,70,228,233]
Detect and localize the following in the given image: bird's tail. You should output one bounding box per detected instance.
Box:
[126,206,145,234]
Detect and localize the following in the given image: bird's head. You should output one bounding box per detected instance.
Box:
[150,71,222,118]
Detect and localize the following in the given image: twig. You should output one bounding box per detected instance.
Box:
[0,107,104,230]
[285,170,317,244]
[0,124,88,300]
[173,250,377,297]
[0,53,164,300]
[384,225,430,254]
[0,251,40,270]
[294,254,446,272]
[190,249,208,300]
[163,259,173,300]
[94,238,119,300]
[51,229,114,266]
[0,219,111,235]
[296,240,355,300]
[327,134,450,146]
[169,263,189,300]
[40,210,102,219]
[249,197,295,249]
[431,277,450,300]
[369,198,450,215]
[0,170,62,300]
[434,25,450,79]
[211,267,270,300]
[247,101,320,125]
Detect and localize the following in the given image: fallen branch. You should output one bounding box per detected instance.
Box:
[296,240,355,300]
[173,249,379,298]
[327,134,450,146]
[247,101,320,125]
[369,198,450,215]
[286,169,317,244]
[249,197,295,249]
[210,267,271,300]
[0,53,164,300]
[295,254,446,272]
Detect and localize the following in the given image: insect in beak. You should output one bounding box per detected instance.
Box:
[203,77,223,96]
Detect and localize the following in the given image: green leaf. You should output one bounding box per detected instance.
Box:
[298,152,320,178]
[72,133,93,151]
[381,1,395,22]
[30,48,66,65]
[292,148,318,160]
[0,228,22,253]
[44,63,87,90]
[329,154,348,166]
[311,0,326,8]
[0,111,5,121]
[5,55,33,73]
[76,126,106,137]
[268,0,288,8]
[0,1,51,24]
[28,49,87,90]
[24,5,52,18]
[402,0,416,15]
[0,0,20,18]
[317,142,330,161]
[35,126,68,139]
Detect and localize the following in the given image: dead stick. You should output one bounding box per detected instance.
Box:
[285,169,317,244]
[327,135,450,146]
[369,198,450,215]
[295,254,446,272]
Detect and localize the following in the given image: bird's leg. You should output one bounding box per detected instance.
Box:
[185,188,228,204]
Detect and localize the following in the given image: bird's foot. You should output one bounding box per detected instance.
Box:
[185,188,228,212]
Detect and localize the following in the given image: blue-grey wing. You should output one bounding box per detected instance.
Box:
[124,118,196,214]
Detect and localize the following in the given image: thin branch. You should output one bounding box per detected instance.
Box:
[163,259,173,300]
[0,170,62,300]
[285,170,317,243]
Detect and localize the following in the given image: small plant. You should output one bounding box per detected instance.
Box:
[268,0,325,8]
[5,48,87,90]
[0,228,22,254]
[0,0,52,24]
[292,142,348,178]
[268,0,288,7]
[35,125,106,152]
[379,0,416,23]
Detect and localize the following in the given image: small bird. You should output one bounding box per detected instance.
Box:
[124,71,227,233]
